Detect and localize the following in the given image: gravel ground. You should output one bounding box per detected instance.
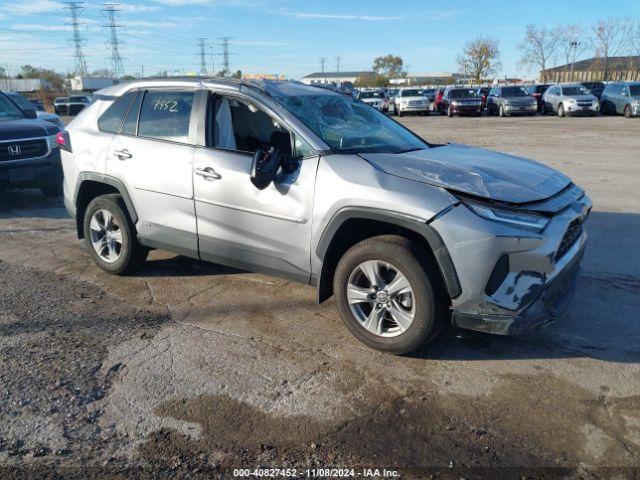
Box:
[0,114,639,479]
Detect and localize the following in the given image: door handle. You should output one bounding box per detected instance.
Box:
[195,167,222,180]
[113,149,132,160]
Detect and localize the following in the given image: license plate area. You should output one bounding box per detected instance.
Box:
[8,168,35,182]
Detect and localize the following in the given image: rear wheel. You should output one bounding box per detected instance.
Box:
[83,194,148,275]
[333,235,447,354]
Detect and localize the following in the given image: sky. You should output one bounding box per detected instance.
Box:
[0,0,639,79]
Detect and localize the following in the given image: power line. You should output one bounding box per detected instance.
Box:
[209,45,215,75]
[197,37,207,74]
[319,57,326,73]
[101,3,124,79]
[64,2,88,76]
[218,36,232,76]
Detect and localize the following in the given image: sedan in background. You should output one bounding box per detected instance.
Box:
[600,82,640,118]
[441,87,482,116]
[526,84,551,112]
[3,91,64,130]
[542,84,599,117]
[394,88,429,117]
[486,86,537,117]
[356,89,386,111]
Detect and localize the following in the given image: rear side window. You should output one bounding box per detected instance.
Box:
[137,90,194,143]
[121,91,143,135]
[98,91,136,133]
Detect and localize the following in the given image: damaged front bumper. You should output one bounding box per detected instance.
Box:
[431,188,592,335]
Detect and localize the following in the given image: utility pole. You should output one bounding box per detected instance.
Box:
[319,57,326,73]
[335,56,341,74]
[569,41,579,82]
[197,37,207,74]
[209,45,215,76]
[64,2,88,76]
[218,36,232,76]
[140,65,144,78]
[102,3,124,79]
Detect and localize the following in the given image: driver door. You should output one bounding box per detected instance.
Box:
[193,93,319,283]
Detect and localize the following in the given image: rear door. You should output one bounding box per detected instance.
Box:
[106,88,199,257]
[192,92,319,282]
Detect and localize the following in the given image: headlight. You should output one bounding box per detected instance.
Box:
[451,100,459,106]
[566,98,577,104]
[461,199,549,232]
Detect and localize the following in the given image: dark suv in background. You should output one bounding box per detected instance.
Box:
[0,92,63,196]
[440,87,482,116]
[580,82,606,100]
[526,84,551,112]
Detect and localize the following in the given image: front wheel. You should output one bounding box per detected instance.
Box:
[333,235,447,354]
[558,103,565,117]
[498,105,506,117]
[447,105,454,117]
[624,105,632,118]
[83,194,148,275]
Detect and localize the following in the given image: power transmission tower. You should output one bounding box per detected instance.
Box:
[218,36,232,76]
[319,57,326,73]
[102,3,124,79]
[64,2,88,76]
[209,45,215,76]
[335,56,342,74]
[197,37,207,74]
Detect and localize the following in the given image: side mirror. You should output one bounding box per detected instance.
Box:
[250,147,281,190]
[24,108,37,119]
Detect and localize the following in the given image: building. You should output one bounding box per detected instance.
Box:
[242,73,287,81]
[301,71,370,85]
[390,72,474,86]
[541,56,640,83]
[67,76,116,93]
[0,78,52,92]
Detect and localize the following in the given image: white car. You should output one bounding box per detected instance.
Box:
[356,89,386,111]
[394,88,430,117]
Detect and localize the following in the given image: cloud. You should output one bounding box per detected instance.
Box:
[279,11,402,21]
[150,0,215,5]
[122,19,177,28]
[8,23,69,32]
[5,0,63,14]
[119,3,161,13]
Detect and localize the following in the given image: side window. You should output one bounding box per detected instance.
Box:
[137,90,195,143]
[211,95,291,155]
[121,91,143,136]
[294,135,315,159]
[97,90,136,133]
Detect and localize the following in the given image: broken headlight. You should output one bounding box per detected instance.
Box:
[459,197,549,232]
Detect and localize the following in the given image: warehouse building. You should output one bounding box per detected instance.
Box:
[542,56,640,83]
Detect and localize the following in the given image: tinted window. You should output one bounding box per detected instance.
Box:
[138,90,194,143]
[449,89,478,99]
[0,93,26,121]
[121,91,143,135]
[501,86,528,97]
[630,85,640,96]
[97,90,136,133]
[400,89,423,97]
[69,96,88,102]
[562,86,589,96]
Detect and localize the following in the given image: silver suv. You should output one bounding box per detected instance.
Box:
[61,79,591,354]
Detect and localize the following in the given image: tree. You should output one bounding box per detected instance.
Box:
[18,65,65,89]
[519,24,559,82]
[591,18,633,80]
[372,55,404,78]
[631,21,640,56]
[354,74,388,88]
[456,37,501,83]
[0,66,6,78]
[556,24,587,81]
[232,70,242,79]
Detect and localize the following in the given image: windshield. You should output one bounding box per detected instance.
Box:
[450,89,478,99]
[0,94,26,121]
[359,91,383,99]
[6,93,34,111]
[563,86,589,96]
[55,98,67,104]
[501,87,528,97]
[276,94,428,154]
[630,85,640,96]
[400,89,423,97]
[69,96,88,102]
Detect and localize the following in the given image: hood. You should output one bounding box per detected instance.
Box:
[565,94,596,101]
[36,111,60,122]
[361,143,571,204]
[398,96,424,101]
[0,118,58,141]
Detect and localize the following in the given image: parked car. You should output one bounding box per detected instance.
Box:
[433,88,445,113]
[60,78,591,354]
[356,89,386,111]
[423,88,437,103]
[393,88,429,117]
[579,82,606,100]
[3,91,64,130]
[475,87,491,110]
[526,84,551,112]
[54,95,91,116]
[0,91,63,196]
[486,86,537,117]
[600,82,640,118]
[441,87,482,116]
[541,84,599,117]
[30,99,45,111]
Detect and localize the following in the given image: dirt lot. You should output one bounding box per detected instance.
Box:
[0,115,639,479]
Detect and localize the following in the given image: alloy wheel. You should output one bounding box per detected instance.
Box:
[89,209,123,263]
[346,260,415,338]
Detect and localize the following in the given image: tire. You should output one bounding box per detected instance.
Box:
[557,103,565,117]
[600,102,608,115]
[624,105,632,118]
[333,235,448,355]
[40,185,62,197]
[447,105,453,117]
[498,105,506,117]
[397,110,403,117]
[83,194,148,275]
[541,103,547,115]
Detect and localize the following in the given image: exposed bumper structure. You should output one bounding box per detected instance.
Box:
[431,189,592,335]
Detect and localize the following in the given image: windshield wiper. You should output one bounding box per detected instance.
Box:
[395,147,425,154]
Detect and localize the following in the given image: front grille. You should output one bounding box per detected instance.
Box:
[0,139,49,162]
[409,100,423,106]
[577,101,592,107]
[555,218,583,261]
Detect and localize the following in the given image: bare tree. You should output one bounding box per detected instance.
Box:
[519,24,559,82]
[557,24,587,81]
[456,37,501,83]
[591,18,633,80]
[631,21,640,56]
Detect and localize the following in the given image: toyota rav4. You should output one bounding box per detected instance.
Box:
[61,79,591,354]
